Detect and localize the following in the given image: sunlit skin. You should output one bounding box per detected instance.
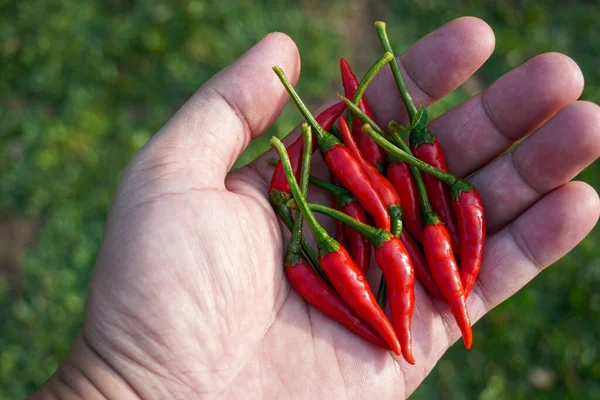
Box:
[34,17,599,399]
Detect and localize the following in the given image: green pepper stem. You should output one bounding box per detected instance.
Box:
[374,21,418,120]
[347,51,394,132]
[285,124,313,265]
[271,137,331,246]
[273,66,340,152]
[309,175,355,207]
[305,203,391,249]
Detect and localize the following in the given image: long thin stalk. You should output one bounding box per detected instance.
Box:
[347,52,394,132]
[374,21,418,119]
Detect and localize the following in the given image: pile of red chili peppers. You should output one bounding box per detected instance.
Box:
[268,22,486,364]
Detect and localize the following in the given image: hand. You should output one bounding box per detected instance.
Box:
[35,17,599,399]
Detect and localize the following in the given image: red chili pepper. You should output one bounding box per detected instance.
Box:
[399,229,444,301]
[387,157,423,242]
[271,133,401,355]
[340,117,402,236]
[285,261,387,349]
[284,125,386,349]
[340,58,386,171]
[423,219,472,349]
[268,101,347,273]
[411,137,460,254]
[304,202,416,364]
[310,175,372,274]
[324,143,391,232]
[269,101,347,196]
[451,182,486,297]
[375,238,416,364]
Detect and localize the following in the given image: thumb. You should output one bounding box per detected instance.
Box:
[137,32,301,189]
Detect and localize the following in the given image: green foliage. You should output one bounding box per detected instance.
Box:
[0,0,598,398]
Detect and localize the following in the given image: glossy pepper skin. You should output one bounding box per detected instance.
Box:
[451,186,486,297]
[305,203,416,364]
[324,143,391,232]
[340,58,386,171]
[339,117,401,235]
[375,238,416,364]
[319,247,401,355]
[387,158,423,242]
[411,136,460,254]
[399,229,444,301]
[269,101,347,196]
[285,261,387,349]
[423,220,472,349]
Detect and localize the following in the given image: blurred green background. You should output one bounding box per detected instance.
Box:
[1,0,599,398]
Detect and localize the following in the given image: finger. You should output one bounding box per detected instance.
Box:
[404,181,600,395]
[141,32,301,188]
[471,181,599,321]
[430,52,584,176]
[471,101,600,233]
[367,17,496,125]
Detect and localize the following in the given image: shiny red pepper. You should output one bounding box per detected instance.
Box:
[286,261,386,349]
[324,143,391,232]
[269,101,347,196]
[340,117,402,236]
[271,133,401,355]
[387,157,423,242]
[423,219,472,349]
[305,203,416,364]
[399,229,444,301]
[340,58,386,171]
[375,238,416,364]
[451,183,486,297]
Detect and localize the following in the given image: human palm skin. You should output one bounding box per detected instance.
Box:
[35,18,599,399]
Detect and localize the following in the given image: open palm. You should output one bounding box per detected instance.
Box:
[38,18,599,400]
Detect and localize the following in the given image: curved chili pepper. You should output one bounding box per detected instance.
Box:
[284,125,387,349]
[340,58,386,172]
[451,182,486,297]
[268,101,347,274]
[285,262,387,349]
[273,66,391,233]
[400,229,444,301]
[271,134,401,355]
[303,202,416,364]
[423,218,472,349]
[340,117,403,236]
[269,101,347,195]
[411,137,460,254]
[310,175,372,275]
[387,156,423,242]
